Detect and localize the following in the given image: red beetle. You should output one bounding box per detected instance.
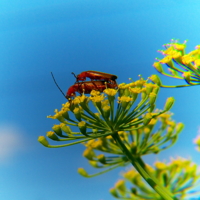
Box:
[66,80,118,99]
[72,70,117,84]
[51,72,118,100]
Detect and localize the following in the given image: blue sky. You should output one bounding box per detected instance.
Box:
[1,1,200,199]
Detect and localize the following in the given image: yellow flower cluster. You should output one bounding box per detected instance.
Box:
[110,157,199,200]
[153,39,200,87]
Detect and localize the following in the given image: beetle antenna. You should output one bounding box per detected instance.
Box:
[51,72,66,99]
[71,72,77,79]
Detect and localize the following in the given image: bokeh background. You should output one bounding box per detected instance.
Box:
[1,1,200,199]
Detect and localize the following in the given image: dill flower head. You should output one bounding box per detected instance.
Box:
[38,77,176,151]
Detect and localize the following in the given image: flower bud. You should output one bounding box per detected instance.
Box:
[152,85,160,94]
[153,62,164,73]
[52,124,62,136]
[141,91,147,99]
[110,188,119,198]
[83,148,95,160]
[102,105,110,119]
[60,124,72,134]
[78,121,86,135]
[143,113,153,126]
[77,168,89,177]
[62,110,70,120]
[73,107,82,121]
[115,180,126,194]
[176,123,184,134]
[149,92,157,105]
[149,75,162,86]
[89,160,99,168]
[154,161,167,170]
[183,71,191,84]
[164,97,175,111]
[97,154,106,164]
[38,136,49,147]
[46,131,59,141]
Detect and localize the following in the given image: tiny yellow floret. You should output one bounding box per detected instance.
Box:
[104,88,118,96]
[90,90,101,96]
[118,96,133,103]
[78,121,86,127]
[89,94,105,102]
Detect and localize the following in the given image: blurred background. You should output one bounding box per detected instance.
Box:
[0,1,200,199]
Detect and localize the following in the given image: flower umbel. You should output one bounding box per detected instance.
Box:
[110,157,200,200]
[38,77,179,200]
[38,78,174,148]
[152,39,200,88]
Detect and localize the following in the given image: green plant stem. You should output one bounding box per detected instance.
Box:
[112,132,176,200]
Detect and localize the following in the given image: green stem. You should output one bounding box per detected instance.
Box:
[112,132,176,200]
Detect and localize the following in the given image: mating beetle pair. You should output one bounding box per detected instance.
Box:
[52,70,118,100]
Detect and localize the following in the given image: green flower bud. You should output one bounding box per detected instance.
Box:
[38,136,49,147]
[83,148,95,160]
[115,180,126,194]
[89,160,99,168]
[183,71,191,83]
[46,131,59,141]
[164,97,175,111]
[78,121,86,135]
[149,75,162,86]
[52,124,62,136]
[110,188,119,198]
[176,123,184,134]
[97,154,106,164]
[77,168,89,177]
[141,91,147,99]
[143,113,152,125]
[149,92,157,105]
[152,85,160,94]
[153,62,164,73]
[73,107,82,121]
[145,83,154,94]
[62,110,70,120]
[102,105,110,119]
[60,124,72,134]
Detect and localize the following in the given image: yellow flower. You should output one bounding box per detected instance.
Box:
[134,79,146,87]
[89,94,105,102]
[90,90,101,96]
[104,88,118,96]
[154,161,167,170]
[118,83,127,89]
[181,55,195,64]
[129,87,142,94]
[173,43,186,51]
[159,56,173,64]
[118,96,133,103]
[47,109,62,119]
[78,121,86,127]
